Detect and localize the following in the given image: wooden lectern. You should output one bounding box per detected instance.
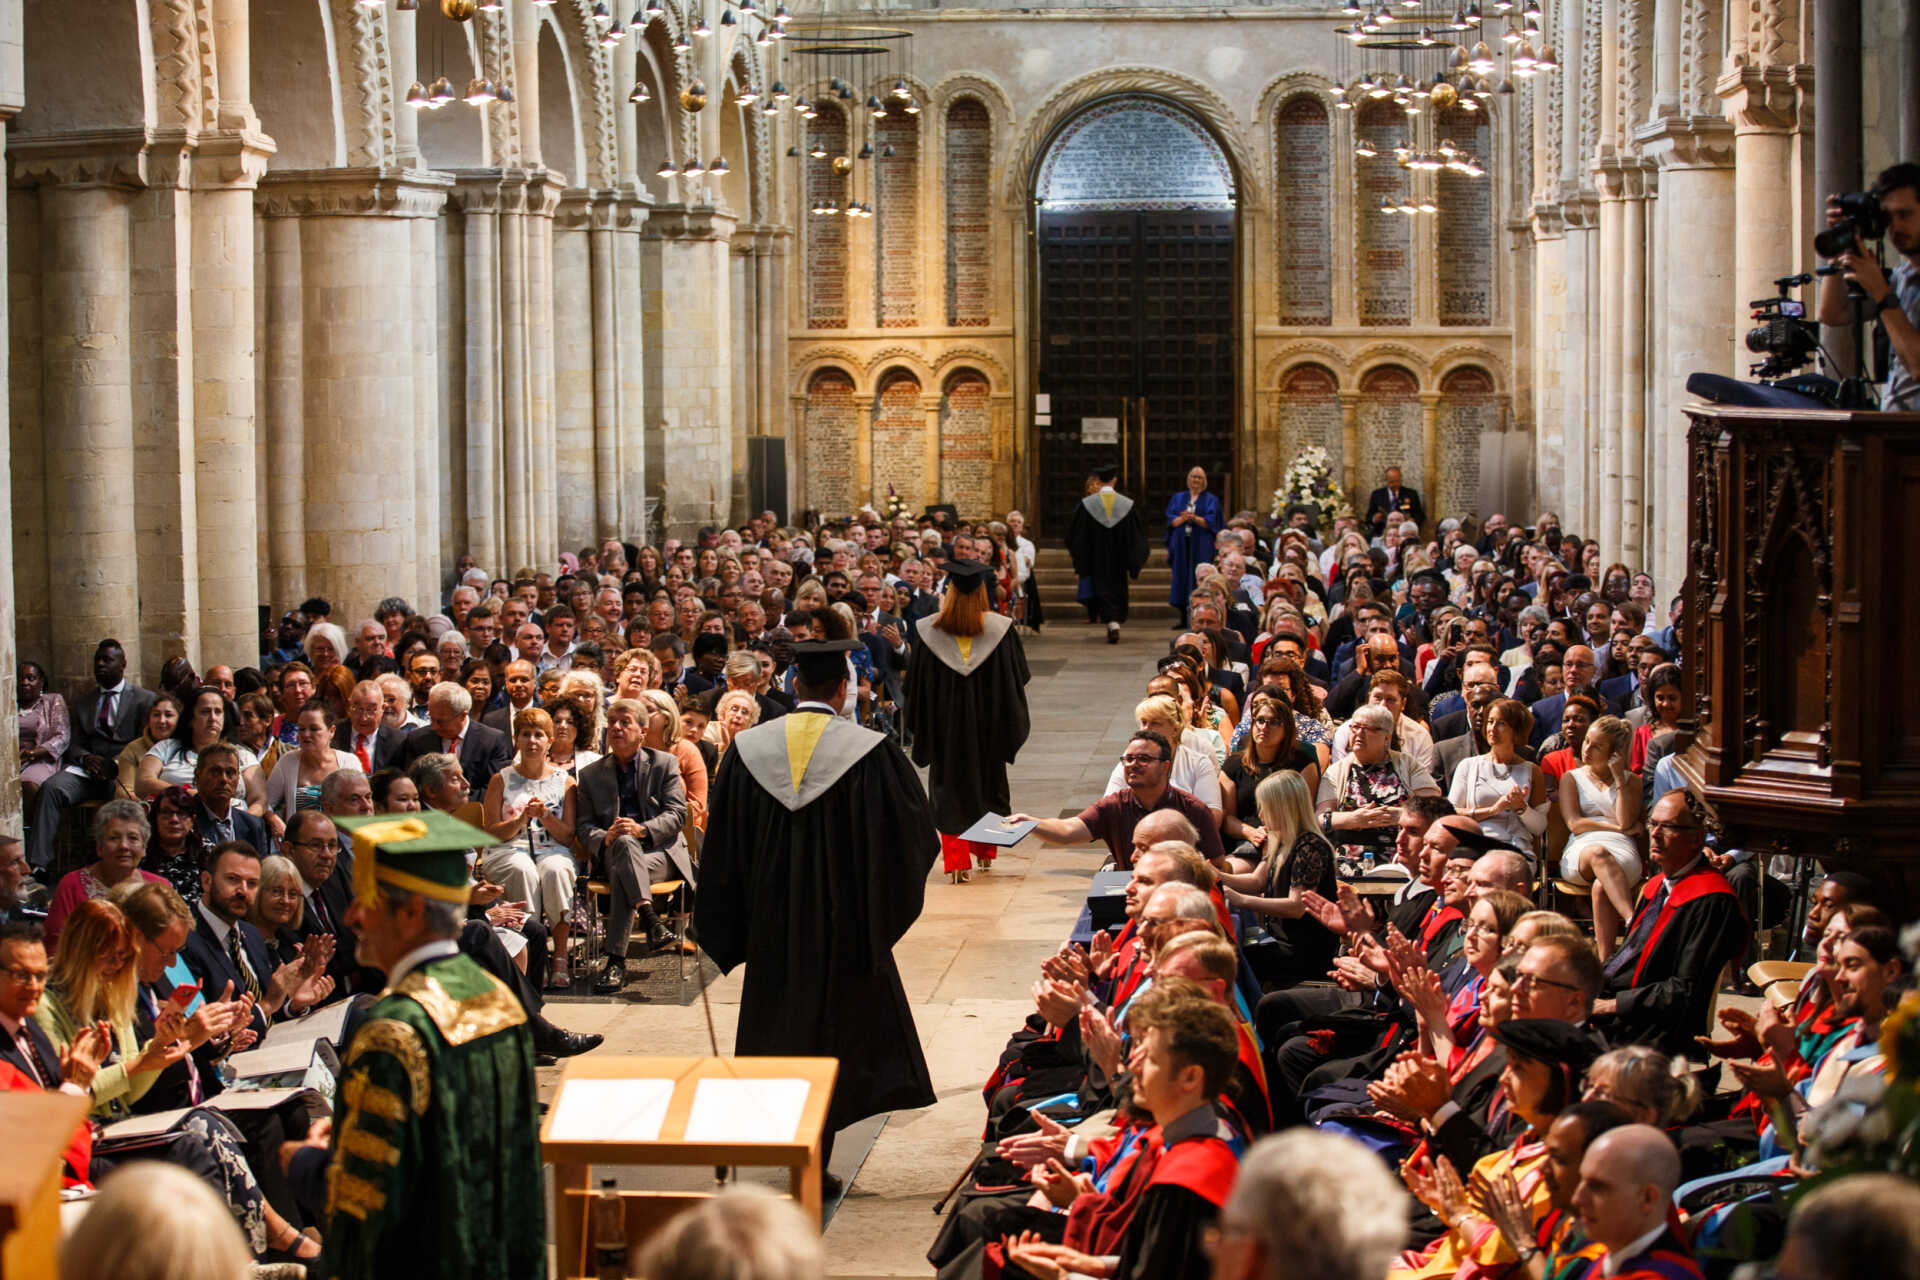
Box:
[0,1091,87,1280]
[1678,404,1920,913]
[539,1055,837,1278]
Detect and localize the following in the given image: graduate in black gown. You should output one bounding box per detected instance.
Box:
[903,559,1033,883]
[1068,463,1150,644]
[695,637,941,1180]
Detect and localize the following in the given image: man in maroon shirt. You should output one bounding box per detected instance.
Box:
[1012,731,1226,869]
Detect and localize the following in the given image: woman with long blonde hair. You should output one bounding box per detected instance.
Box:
[1217,770,1339,990]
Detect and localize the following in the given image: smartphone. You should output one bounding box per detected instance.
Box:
[168,982,201,1008]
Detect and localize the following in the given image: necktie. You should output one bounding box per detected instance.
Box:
[1603,879,1670,980]
[226,927,263,1003]
[98,688,115,732]
[309,890,334,934]
[14,1028,46,1088]
[354,735,372,772]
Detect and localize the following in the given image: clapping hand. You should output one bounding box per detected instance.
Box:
[1331,955,1378,991]
[60,1020,114,1088]
[1483,1168,1537,1254]
[1080,1004,1124,1079]
[470,879,506,908]
[1369,1050,1454,1122]
[1402,1152,1471,1225]
[1032,978,1085,1030]
[1088,929,1117,978]
[1694,1007,1761,1060]
[486,900,530,930]
[1001,1231,1111,1280]
[1031,1157,1095,1209]
[1041,944,1092,986]
[995,1112,1071,1169]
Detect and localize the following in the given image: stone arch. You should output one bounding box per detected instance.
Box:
[725,45,771,223]
[939,367,994,517]
[1272,87,1334,326]
[1431,345,1509,392]
[802,366,858,520]
[536,12,587,184]
[1356,363,1423,496]
[870,366,927,513]
[1009,67,1261,211]
[1276,362,1345,483]
[790,347,865,395]
[931,71,1015,138]
[1436,365,1500,521]
[1263,343,1351,389]
[547,0,618,188]
[863,347,935,385]
[932,346,1010,392]
[1351,344,1432,384]
[634,15,682,201]
[717,68,752,217]
[943,95,993,328]
[18,0,173,138]
[414,3,486,170]
[252,0,344,170]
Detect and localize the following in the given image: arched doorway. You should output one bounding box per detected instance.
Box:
[1032,95,1237,529]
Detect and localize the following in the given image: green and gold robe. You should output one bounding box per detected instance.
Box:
[319,951,543,1280]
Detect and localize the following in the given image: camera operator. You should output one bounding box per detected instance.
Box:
[1817,163,1920,410]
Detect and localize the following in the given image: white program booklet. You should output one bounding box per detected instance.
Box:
[682,1077,811,1144]
[545,1077,674,1143]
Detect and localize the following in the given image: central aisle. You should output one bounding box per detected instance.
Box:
[540,619,1166,1277]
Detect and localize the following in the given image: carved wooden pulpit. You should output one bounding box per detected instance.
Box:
[1677,404,1920,914]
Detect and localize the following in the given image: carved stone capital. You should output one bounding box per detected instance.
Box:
[553,186,647,233]
[1715,63,1805,133]
[255,167,454,219]
[1634,115,1737,169]
[1559,190,1601,231]
[9,128,152,189]
[1531,201,1567,239]
[643,203,737,244]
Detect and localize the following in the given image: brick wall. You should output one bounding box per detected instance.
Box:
[945,98,992,327]
[939,371,992,514]
[871,370,924,511]
[1277,96,1333,326]
[876,105,920,328]
[804,368,856,516]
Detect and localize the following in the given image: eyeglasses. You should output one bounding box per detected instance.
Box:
[1250,716,1285,728]
[1646,820,1700,835]
[0,966,47,987]
[1463,922,1502,937]
[1120,754,1168,766]
[1512,971,1582,995]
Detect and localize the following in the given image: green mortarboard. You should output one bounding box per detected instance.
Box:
[334,811,490,909]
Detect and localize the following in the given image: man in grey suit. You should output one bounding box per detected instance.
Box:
[575,698,689,994]
[28,639,157,875]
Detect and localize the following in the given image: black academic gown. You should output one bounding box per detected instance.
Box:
[1067,490,1150,624]
[695,706,941,1132]
[902,612,1032,834]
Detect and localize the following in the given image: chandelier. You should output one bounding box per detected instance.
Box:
[650,2,792,185]
[371,0,522,110]
[1330,0,1556,214]
[774,24,917,219]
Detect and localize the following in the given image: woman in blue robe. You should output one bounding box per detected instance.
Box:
[1166,466,1223,620]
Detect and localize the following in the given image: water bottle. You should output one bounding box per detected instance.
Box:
[592,1178,627,1279]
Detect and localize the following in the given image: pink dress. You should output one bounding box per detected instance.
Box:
[44,866,166,950]
[18,693,70,786]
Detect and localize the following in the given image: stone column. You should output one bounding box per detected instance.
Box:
[190,133,273,664]
[409,213,441,609]
[13,139,145,688]
[261,210,306,607]
[0,102,18,833]
[500,174,531,573]
[450,173,505,574]
[527,170,561,569]
[1637,117,1735,592]
[1338,391,1360,502]
[256,169,451,625]
[1560,194,1600,535]
[1813,0,1861,373]
[554,190,599,551]
[1617,165,1648,569]
[1529,203,1568,514]
[613,190,648,540]
[1418,391,1441,516]
[1594,166,1625,557]
[1717,64,1804,358]
[641,204,736,535]
[922,390,943,508]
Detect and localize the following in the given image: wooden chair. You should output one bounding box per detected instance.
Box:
[650,879,695,980]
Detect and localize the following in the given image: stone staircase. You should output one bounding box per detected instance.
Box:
[1030,544,1180,623]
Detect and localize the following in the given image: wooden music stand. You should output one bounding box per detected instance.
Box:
[540,1055,838,1277]
[0,1091,87,1280]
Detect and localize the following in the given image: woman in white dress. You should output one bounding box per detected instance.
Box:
[1557,714,1644,958]
[1105,694,1223,823]
[136,686,267,819]
[1447,698,1549,865]
[480,707,580,987]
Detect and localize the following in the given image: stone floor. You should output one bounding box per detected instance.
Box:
[535,614,1165,1277]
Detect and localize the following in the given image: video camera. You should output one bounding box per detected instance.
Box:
[1745,272,1827,380]
[1813,190,1891,259]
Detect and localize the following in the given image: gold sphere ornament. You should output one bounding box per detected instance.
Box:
[1429,79,1459,109]
[441,0,477,19]
[831,155,853,175]
[680,79,709,112]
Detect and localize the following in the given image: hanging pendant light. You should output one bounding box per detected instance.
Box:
[1355,138,1378,158]
[772,2,790,22]
[787,145,800,157]
[464,77,498,104]
[720,8,736,26]
[682,157,706,177]
[645,0,663,12]
[1534,44,1559,71]
[592,1,611,25]
[891,77,910,99]
[691,11,710,36]
[477,0,502,10]
[428,75,457,106]
[672,30,691,51]
[755,28,772,46]
[496,83,515,103]
[396,0,418,9]
[405,81,431,109]
[904,97,920,114]
[1512,41,1539,73]
[658,159,679,177]
[709,157,729,174]
[1468,40,1496,73]
[858,142,874,159]
[867,94,886,118]
[737,83,758,103]
[602,19,626,45]
[771,80,790,100]
[762,97,779,114]
[629,79,652,104]
[809,140,828,159]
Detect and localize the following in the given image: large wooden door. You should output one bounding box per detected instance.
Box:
[1036,208,1235,532]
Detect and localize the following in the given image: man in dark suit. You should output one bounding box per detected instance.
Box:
[480,660,540,734]
[190,744,275,857]
[27,639,158,875]
[0,921,109,1092]
[575,698,690,994]
[181,841,328,1036]
[283,810,381,993]
[334,679,406,773]
[1365,466,1426,533]
[1529,644,1633,749]
[394,681,513,791]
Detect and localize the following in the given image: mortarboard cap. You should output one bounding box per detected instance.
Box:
[943,559,994,591]
[1094,462,1121,483]
[792,636,861,688]
[334,810,489,909]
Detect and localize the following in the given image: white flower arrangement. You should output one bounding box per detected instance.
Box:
[883,485,909,523]
[1269,446,1350,533]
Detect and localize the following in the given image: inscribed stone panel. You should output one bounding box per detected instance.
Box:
[876,107,920,328]
[1276,97,1333,326]
[1358,365,1421,494]
[945,98,992,327]
[1436,107,1494,326]
[1438,367,1497,520]
[805,369,856,517]
[805,106,849,329]
[940,371,993,516]
[871,371,924,512]
[1355,100,1411,326]
[1278,363,1343,480]
[1035,97,1233,211]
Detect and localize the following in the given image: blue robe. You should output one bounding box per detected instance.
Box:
[1165,489,1223,608]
